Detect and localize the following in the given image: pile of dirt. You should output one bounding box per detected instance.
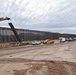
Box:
[13,61,76,75]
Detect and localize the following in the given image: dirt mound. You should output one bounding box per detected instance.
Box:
[13,61,76,75]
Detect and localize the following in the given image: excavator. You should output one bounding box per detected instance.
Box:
[0,17,22,48]
[0,17,21,42]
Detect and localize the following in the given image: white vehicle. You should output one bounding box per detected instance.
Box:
[73,38,76,40]
[31,40,41,45]
[68,38,73,41]
[59,37,66,42]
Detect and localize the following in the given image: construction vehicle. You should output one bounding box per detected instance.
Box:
[0,17,21,48]
[0,17,30,47]
[43,39,55,44]
[0,17,21,42]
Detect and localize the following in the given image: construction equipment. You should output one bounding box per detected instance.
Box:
[0,17,21,43]
[43,39,55,44]
[0,17,10,21]
[0,17,21,48]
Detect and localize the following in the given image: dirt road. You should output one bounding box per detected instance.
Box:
[0,41,76,75]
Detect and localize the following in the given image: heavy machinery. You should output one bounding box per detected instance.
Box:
[0,17,21,48]
[0,17,21,42]
[43,39,55,44]
[1,17,30,46]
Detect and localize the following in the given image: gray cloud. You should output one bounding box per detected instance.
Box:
[0,0,76,34]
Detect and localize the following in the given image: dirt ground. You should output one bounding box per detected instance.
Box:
[0,41,76,75]
[13,61,76,75]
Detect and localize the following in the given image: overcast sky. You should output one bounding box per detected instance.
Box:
[0,0,76,34]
